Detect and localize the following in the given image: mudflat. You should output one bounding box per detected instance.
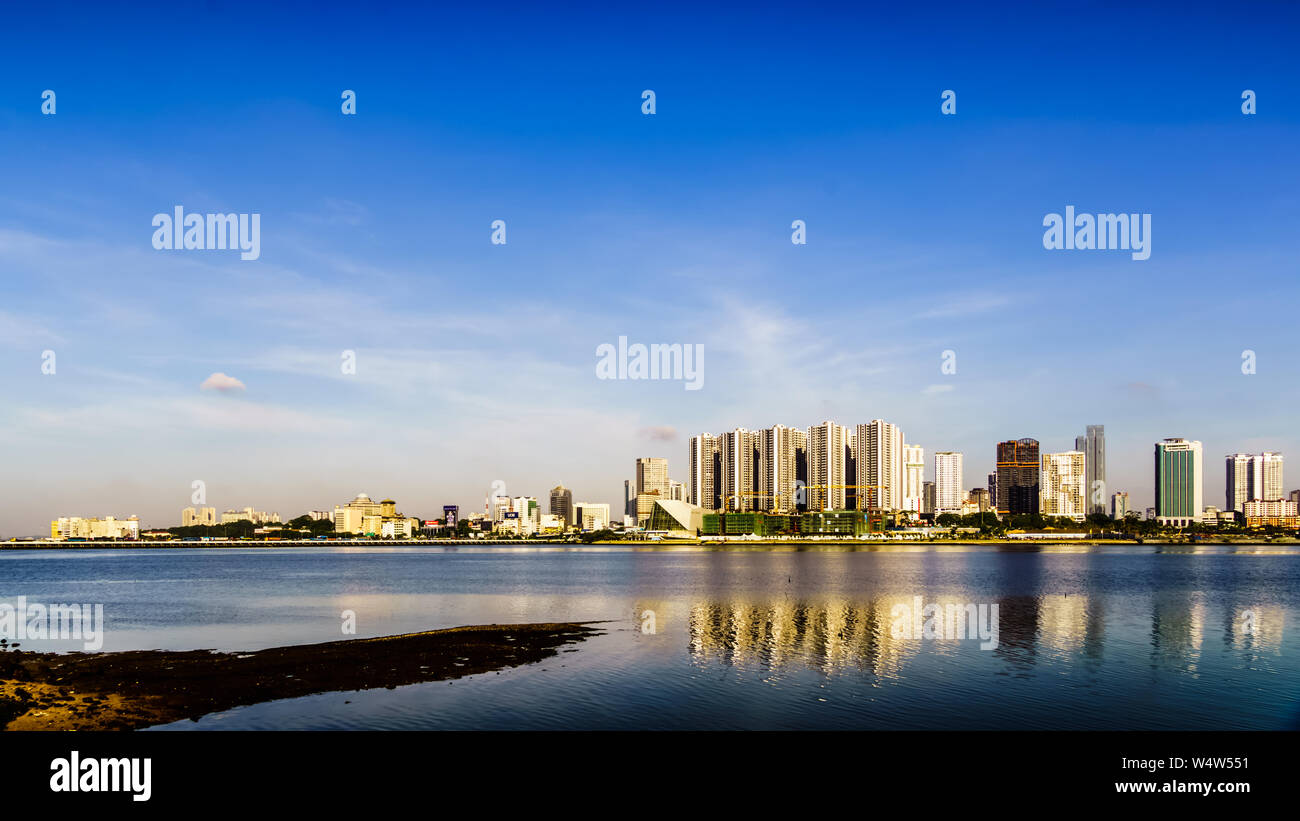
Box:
[0,622,602,731]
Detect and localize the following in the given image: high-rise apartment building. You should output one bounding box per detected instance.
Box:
[1074,425,1105,515]
[720,428,757,512]
[996,438,1040,516]
[1155,438,1203,526]
[181,506,217,527]
[857,420,905,511]
[934,451,963,514]
[688,434,721,511]
[1225,453,1252,513]
[1111,491,1130,519]
[1252,452,1284,502]
[757,425,805,514]
[903,444,925,514]
[807,421,850,511]
[1040,451,1086,521]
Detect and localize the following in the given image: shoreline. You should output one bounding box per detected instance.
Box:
[0,622,603,731]
[4,538,1299,550]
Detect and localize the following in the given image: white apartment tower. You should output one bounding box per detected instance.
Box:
[903,444,925,514]
[934,451,964,514]
[807,421,849,511]
[857,420,905,511]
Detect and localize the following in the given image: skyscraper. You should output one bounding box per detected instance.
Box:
[1074,425,1105,515]
[903,444,925,514]
[987,472,997,510]
[1111,491,1129,519]
[1251,452,1284,502]
[996,438,1040,516]
[549,485,573,527]
[807,421,849,511]
[1155,438,1203,526]
[758,425,806,514]
[922,481,936,515]
[720,428,757,512]
[1225,453,1251,513]
[857,419,905,511]
[934,452,963,514]
[688,434,721,511]
[1040,451,1086,521]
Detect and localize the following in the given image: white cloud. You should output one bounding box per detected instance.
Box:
[200,372,246,393]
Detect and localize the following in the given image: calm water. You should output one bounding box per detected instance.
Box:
[2,545,1298,730]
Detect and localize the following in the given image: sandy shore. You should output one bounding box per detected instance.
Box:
[0,622,602,731]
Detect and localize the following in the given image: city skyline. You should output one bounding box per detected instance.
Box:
[3,5,1300,536]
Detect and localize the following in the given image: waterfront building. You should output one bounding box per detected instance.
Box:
[857,420,905,511]
[1111,491,1130,519]
[1226,453,1252,513]
[922,481,936,515]
[1074,425,1106,515]
[996,438,1040,516]
[1040,451,1086,521]
[903,444,925,514]
[1155,438,1203,526]
[757,425,805,514]
[549,485,573,527]
[719,428,757,512]
[688,434,721,512]
[934,451,963,514]
[807,421,850,511]
[574,502,611,531]
[181,506,217,527]
[49,515,140,540]
[333,493,416,535]
[1252,452,1284,503]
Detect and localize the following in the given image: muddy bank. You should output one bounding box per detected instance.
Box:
[0,622,602,730]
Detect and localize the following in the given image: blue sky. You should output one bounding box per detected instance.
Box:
[1,2,1298,535]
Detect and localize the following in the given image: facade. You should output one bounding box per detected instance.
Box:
[645,499,703,536]
[934,451,963,514]
[1154,438,1203,526]
[1074,425,1106,515]
[807,421,850,511]
[1040,451,1086,521]
[549,485,573,527]
[996,438,1040,516]
[922,481,936,515]
[1243,498,1299,528]
[636,457,670,498]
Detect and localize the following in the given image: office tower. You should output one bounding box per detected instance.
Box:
[624,479,637,517]
[688,434,721,511]
[636,457,669,498]
[1155,438,1203,526]
[807,421,849,511]
[1074,425,1106,515]
[903,444,925,514]
[1040,451,1086,521]
[857,420,905,511]
[573,502,611,531]
[987,472,997,510]
[549,485,573,526]
[968,488,991,512]
[922,481,936,515]
[669,481,685,502]
[1251,452,1284,502]
[934,452,963,514]
[758,425,805,514]
[1111,491,1129,519]
[1226,453,1251,513]
[996,438,1040,516]
[718,428,756,512]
